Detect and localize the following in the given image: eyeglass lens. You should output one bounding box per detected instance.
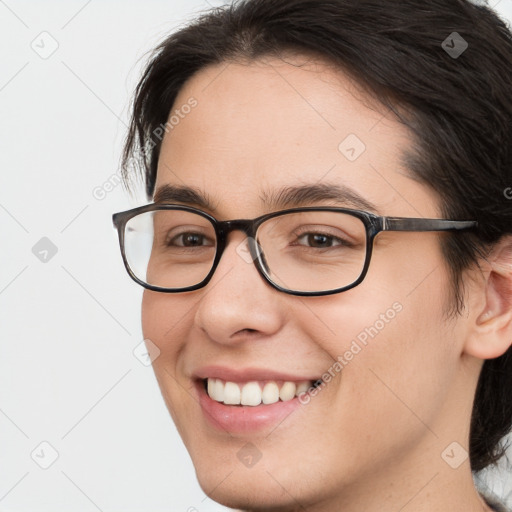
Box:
[123,209,368,293]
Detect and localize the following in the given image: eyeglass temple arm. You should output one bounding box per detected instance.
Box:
[382,217,477,232]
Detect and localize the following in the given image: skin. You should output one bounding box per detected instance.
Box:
[141,55,512,511]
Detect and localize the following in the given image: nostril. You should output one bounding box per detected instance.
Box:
[232,328,258,337]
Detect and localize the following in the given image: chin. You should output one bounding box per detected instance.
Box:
[194,464,317,512]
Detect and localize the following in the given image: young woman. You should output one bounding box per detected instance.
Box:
[113,1,512,510]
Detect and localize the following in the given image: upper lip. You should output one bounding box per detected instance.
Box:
[193,365,320,383]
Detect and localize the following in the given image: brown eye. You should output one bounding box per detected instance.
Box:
[167,232,213,247]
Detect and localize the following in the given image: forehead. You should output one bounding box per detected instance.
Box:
[155,55,435,219]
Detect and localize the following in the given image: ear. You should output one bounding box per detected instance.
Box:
[464,236,512,360]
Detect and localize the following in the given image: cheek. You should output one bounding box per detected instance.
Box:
[141,291,210,447]
[141,291,192,400]
[304,259,452,366]
[141,290,191,352]
[301,260,458,451]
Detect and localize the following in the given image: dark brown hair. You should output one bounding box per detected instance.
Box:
[121,0,512,472]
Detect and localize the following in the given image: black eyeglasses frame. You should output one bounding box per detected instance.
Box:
[112,203,477,296]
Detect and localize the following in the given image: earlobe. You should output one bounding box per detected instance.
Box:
[465,237,512,360]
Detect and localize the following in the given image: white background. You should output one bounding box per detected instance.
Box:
[1,1,511,511]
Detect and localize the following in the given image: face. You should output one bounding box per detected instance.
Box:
[141,56,477,510]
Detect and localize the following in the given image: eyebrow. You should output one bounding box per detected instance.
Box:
[153,182,379,214]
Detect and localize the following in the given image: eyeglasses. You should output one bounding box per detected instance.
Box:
[112,204,477,296]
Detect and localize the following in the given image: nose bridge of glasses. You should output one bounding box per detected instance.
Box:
[217,218,257,241]
[215,218,263,268]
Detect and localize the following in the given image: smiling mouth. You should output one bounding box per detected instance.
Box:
[202,377,321,406]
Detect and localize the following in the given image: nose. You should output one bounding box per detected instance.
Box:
[193,231,284,344]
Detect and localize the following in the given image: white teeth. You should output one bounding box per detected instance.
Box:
[279,381,297,402]
[208,378,224,402]
[295,381,310,395]
[262,382,279,404]
[223,381,241,405]
[241,382,261,406]
[207,378,215,399]
[205,378,312,406]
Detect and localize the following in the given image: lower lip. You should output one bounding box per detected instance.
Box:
[195,380,304,434]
